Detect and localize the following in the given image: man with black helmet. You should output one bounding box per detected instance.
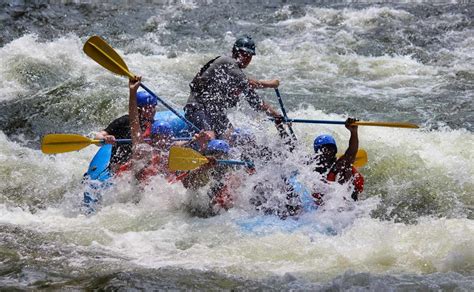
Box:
[184,35,284,141]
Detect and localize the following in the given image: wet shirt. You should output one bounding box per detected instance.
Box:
[186,56,263,114]
[104,115,132,166]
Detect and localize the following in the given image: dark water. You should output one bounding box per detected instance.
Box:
[1,1,473,290]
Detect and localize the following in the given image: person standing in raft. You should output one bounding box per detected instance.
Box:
[309,118,364,206]
[184,35,284,143]
[94,82,157,172]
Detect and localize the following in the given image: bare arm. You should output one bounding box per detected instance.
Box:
[260,100,283,119]
[343,117,359,164]
[128,76,143,152]
[193,131,215,152]
[248,79,280,89]
[332,118,359,182]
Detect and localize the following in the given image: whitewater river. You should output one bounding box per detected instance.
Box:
[0,1,473,290]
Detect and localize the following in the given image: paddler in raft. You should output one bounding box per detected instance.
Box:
[308,118,364,207]
[184,35,284,145]
[114,76,180,186]
[181,139,237,217]
[94,80,158,173]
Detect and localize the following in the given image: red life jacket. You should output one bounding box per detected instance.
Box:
[115,153,169,184]
[210,173,244,210]
[143,125,151,138]
[211,184,233,210]
[327,166,364,194]
[312,166,364,205]
[167,171,189,184]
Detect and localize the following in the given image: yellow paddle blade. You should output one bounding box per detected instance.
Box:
[41,134,101,154]
[354,121,419,128]
[337,149,368,168]
[83,35,134,78]
[168,146,209,171]
[353,149,368,168]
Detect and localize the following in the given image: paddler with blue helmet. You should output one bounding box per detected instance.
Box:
[115,77,179,184]
[310,118,364,205]
[184,35,284,144]
[182,139,238,217]
[94,80,158,171]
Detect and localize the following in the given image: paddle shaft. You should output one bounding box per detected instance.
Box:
[274,89,296,137]
[286,119,347,125]
[85,36,200,133]
[139,83,200,133]
[107,137,191,144]
[270,118,418,128]
[217,159,253,168]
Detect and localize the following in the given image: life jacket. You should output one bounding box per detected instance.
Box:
[327,166,364,195]
[115,153,168,184]
[136,155,166,182]
[209,172,245,210]
[167,171,189,184]
[189,56,221,92]
[312,166,364,205]
[143,125,151,138]
[210,184,233,210]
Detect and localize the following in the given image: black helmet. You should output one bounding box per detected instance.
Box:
[233,36,256,55]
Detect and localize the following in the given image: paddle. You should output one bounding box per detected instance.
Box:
[168,146,254,171]
[269,118,419,129]
[41,134,191,154]
[275,88,297,140]
[83,35,200,133]
[337,149,368,168]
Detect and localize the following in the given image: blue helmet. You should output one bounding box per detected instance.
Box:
[151,121,173,137]
[313,134,337,153]
[136,91,158,107]
[206,139,230,154]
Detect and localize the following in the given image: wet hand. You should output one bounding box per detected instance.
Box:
[345,118,359,131]
[193,130,214,151]
[207,156,218,167]
[269,79,280,88]
[273,114,285,125]
[129,76,142,93]
[103,135,116,145]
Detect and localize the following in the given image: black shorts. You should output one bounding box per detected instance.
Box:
[184,104,232,137]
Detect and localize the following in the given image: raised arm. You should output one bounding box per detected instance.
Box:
[248,78,280,89]
[343,117,359,164]
[128,76,143,149]
[332,118,359,182]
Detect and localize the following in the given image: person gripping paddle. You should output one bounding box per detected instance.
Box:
[184,35,284,143]
[309,118,365,205]
[93,80,157,172]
